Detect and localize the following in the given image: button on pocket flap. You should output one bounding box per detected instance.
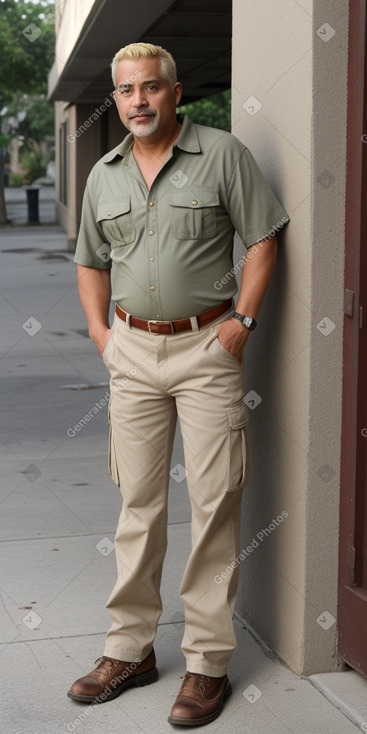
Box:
[169,188,219,209]
[228,400,248,429]
[96,197,131,222]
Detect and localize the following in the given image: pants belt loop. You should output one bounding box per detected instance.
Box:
[125,312,132,329]
[189,316,199,332]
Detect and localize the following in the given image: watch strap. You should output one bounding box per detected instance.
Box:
[232,312,257,331]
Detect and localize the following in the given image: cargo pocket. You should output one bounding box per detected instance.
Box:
[169,187,219,239]
[107,401,120,487]
[226,399,251,491]
[96,197,135,247]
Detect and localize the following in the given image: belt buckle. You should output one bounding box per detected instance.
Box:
[147,319,175,335]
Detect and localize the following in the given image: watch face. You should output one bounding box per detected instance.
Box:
[233,313,256,330]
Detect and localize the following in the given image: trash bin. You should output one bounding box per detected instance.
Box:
[26,187,39,224]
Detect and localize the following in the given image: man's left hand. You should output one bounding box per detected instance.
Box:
[215,318,250,364]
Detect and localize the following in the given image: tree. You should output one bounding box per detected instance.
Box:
[177,89,231,132]
[18,96,55,146]
[0,0,55,224]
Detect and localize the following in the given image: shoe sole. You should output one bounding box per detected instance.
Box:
[167,680,232,727]
[67,667,159,703]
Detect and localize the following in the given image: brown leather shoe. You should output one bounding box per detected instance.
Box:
[168,671,232,726]
[67,648,158,703]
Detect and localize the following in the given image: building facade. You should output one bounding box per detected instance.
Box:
[49,0,367,679]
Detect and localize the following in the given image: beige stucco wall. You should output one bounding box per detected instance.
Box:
[50,0,96,86]
[232,0,348,675]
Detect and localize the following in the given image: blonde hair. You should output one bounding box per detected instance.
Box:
[111,43,177,89]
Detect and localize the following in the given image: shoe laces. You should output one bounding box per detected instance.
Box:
[181,672,211,696]
[94,656,120,671]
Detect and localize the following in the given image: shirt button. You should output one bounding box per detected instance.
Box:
[148,230,154,235]
[150,285,156,291]
[191,200,198,206]
[150,257,155,262]
[148,202,154,207]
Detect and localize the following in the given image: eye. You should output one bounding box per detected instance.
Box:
[118,87,132,95]
[146,85,158,91]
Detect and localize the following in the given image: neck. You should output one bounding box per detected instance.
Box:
[132,119,181,160]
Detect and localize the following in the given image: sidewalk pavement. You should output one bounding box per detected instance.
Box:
[1,215,367,733]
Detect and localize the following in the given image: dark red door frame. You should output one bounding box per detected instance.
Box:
[338,0,367,677]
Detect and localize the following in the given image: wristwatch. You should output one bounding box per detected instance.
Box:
[232,312,257,331]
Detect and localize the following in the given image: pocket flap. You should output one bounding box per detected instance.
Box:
[228,399,248,429]
[169,187,219,209]
[96,197,131,222]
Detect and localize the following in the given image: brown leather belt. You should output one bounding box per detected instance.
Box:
[115,299,233,335]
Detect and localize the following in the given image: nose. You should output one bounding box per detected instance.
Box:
[132,87,148,107]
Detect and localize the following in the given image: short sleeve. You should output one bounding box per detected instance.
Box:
[74,182,112,269]
[227,147,290,248]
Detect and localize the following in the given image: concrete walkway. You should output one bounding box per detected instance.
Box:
[1,203,367,733]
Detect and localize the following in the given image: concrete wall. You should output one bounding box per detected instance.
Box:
[232,0,348,675]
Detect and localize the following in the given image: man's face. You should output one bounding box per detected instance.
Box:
[113,57,182,139]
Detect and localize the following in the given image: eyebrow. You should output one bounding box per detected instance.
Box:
[118,79,161,89]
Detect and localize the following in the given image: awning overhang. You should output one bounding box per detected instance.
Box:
[48,0,232,105]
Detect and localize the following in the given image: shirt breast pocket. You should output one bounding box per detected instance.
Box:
[169,187,219,240]
[96,197,136,247]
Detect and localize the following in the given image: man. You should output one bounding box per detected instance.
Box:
[68,42,289,727]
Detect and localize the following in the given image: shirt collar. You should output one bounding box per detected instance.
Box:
[174,115,201,153]
[102,115,201,164]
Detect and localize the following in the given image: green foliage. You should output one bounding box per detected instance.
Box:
[0,134,11,150]
[18,97,55,145]
[21,149,46,184]
[9,172,24,187]
[0,0,55,109]
[0,1,55,223]
[177,89,231,132]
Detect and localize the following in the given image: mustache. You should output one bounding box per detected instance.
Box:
[128,109,156,119]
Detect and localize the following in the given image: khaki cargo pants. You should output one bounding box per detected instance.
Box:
[101,303,250,677]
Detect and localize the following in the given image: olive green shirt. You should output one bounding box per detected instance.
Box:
[74,115,289,319]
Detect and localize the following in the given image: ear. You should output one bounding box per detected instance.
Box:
[112,89,118,105]
[174,82,183,107]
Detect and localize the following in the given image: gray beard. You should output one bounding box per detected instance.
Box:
[127,113,160,137]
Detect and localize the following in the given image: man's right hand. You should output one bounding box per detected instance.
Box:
[76,265,112,358]
[90,327,113,357]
